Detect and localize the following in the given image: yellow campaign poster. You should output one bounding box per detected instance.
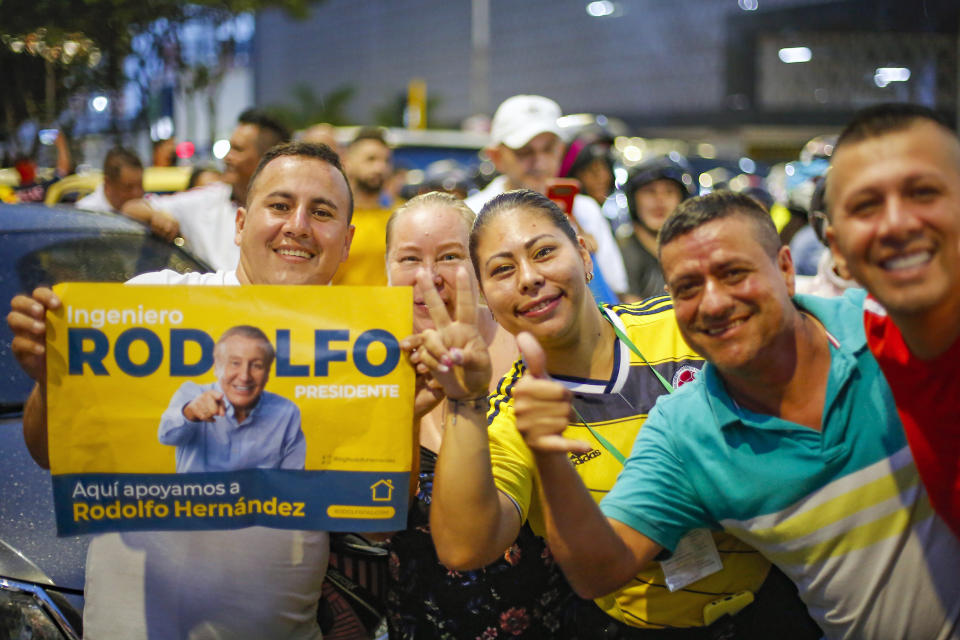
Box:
[46,283,413,536]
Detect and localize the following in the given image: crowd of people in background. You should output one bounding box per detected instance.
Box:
[5,96,960,639]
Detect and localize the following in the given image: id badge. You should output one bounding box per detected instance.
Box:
[660,528,723,592]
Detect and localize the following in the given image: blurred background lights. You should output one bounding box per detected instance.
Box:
[738,0,759,11]
[729,174,750,191]
[212,139,231,159]
[175,141,195,159]
[586,1,615,17]
[91,95,109,112]
[697,143,716,159]
[874,67,910,87]
[623,145,643,162]
[151,116,173,141]
[778,47,812,63]
[739,157,756,173]
[699,173,714,188]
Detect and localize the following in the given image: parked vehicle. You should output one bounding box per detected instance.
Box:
[0,202,210,638]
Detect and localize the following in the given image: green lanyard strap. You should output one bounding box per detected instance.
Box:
[573,405,627,465]
[599,304,674,395]
[565,306,676,466]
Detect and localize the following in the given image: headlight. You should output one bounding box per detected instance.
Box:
[0,578,79,640]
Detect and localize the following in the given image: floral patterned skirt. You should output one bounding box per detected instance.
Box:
[385,447,575,639]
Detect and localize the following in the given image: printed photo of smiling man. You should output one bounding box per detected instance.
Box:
[158,325,306,473]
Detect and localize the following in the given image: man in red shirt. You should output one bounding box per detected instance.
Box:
[826,103,960,539]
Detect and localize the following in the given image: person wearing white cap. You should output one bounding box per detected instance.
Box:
[466,95,628,298]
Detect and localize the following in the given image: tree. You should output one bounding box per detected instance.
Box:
[265,84,356,130]
[0,0,319,140]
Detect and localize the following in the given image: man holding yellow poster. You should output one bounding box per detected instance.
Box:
[8,141,408,639]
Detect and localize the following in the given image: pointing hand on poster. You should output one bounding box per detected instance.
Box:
[183,390,227,422]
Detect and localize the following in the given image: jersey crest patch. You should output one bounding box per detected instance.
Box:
[672,366,698,389]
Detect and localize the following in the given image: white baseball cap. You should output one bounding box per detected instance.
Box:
[490,95,563,149]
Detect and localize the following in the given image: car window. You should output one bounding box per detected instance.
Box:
[14,234,204,292]
[1,231,209,407]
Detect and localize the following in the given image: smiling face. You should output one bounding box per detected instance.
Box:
[216,334,271,417]
[661,214,796,374]
[387,204,475,332]
[826,121,960,318]
[235,155,354,286]
[474,206,592,349]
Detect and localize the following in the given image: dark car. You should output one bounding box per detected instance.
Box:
[0,202,211,638]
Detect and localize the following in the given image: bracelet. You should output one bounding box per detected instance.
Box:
[447,396,489,425]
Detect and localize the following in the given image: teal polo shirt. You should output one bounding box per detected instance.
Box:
[600,289,960,640]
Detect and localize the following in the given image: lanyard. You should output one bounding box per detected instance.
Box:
[599,304,674,395]
[567,306,675,466]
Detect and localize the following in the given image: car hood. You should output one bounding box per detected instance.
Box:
[0,538,54,585]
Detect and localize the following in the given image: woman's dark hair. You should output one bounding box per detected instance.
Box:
[469,189,578,278]
[562,139,613,181]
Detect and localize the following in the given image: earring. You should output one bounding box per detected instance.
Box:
[586,272,594,283]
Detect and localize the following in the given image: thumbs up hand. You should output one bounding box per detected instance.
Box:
[513,332,592,455]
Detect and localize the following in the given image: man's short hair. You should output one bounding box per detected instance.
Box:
[348,126,389,149]
[238,108,292,154]
[834,103,956,152]
[245,141,354,221]
[825,103,959,219]
[658,190,780,261]
[214,325,275,369]
[103,147,142,181]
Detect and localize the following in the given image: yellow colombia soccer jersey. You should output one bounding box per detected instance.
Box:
[487,296,770,629]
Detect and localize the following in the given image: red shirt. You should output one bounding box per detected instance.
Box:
[863,296,960,539]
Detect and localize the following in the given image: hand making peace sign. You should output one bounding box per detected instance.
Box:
[401,266,492,401]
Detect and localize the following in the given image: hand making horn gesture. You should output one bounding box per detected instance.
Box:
[403,266,492,401]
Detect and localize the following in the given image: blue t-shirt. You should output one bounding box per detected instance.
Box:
[601,289,960,640]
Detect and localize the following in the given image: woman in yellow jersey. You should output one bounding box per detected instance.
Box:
[410,189,821,639]
[384,192,573,639]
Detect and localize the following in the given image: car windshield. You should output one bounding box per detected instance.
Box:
[0,222,209,408]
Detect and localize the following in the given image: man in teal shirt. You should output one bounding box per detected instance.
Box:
[510,191,960,639]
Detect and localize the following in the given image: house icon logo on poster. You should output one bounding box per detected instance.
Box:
[371,479,394,502]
